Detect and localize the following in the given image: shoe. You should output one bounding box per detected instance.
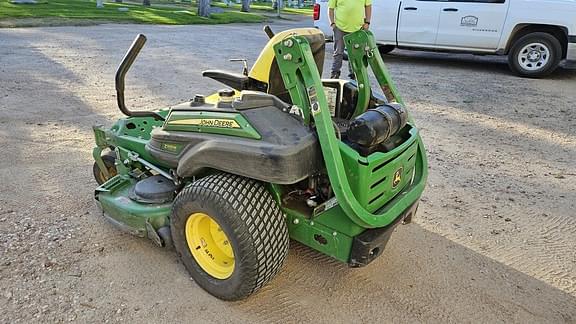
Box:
[330,72,340,79]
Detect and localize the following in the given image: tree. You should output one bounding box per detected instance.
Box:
[273,0,282,16]
[143,0,150,6]
[241,0,250,12]
[198,0,211,17]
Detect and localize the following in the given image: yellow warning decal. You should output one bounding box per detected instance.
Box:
[168,118,241,129]
[161,143,180,153]
[392,167,403,188]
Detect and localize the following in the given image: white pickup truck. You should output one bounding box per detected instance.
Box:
[313,0,576,77]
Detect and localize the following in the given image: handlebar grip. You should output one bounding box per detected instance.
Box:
[114,34,164,121]
[263,25,275,39]
[116,34,146,93]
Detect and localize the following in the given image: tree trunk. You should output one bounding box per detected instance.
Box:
[198,0,211,17]
[276,0,282,16]
[241,0,250,12]
[114,0,122,3]
[143,0,150,6]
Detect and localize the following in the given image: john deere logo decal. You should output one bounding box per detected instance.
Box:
[392,168,403,188]
[168,118,240,129]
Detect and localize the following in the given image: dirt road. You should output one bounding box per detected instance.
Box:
[1,19,575,323]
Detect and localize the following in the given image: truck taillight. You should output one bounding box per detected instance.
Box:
[313,3,320,21]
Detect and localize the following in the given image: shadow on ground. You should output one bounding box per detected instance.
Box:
[75,223,576,323]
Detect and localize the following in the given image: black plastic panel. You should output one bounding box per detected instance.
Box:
[147,106,322,184]
[349,201,419,267]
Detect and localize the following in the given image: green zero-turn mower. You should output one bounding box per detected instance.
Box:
[92,26,428,300]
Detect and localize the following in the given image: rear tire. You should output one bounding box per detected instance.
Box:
[171,173,289,301]
[508,32,562,78]
[378,45,395,55]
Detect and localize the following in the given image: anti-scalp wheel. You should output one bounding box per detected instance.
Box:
[93,151,118,185]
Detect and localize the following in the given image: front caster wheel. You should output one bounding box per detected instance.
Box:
[93,152,118,185]
[171,173,289,300]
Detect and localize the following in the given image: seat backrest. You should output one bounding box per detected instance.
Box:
[249,28,325,101]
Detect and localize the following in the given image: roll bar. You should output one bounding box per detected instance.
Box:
[115,34,165,121]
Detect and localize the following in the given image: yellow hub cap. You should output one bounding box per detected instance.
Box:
[185,212,234,279]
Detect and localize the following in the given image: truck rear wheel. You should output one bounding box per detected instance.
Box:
[378,45,395,55]
[508,32,562,78]
[171,173,289,300]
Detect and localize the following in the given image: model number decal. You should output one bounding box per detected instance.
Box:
[472,28,498,33]
[313,197,339,216]
[307,86,321,115]
[168,118,241,128]
[161,143,180,153]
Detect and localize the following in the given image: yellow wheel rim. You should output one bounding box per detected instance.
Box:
[185,212,235,279]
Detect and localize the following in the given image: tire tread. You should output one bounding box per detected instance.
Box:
[508,32,562,78]
[171,173,289,300]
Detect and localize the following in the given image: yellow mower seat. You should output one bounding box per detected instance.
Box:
[203,28,325,101]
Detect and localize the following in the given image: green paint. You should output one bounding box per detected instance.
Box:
[285,209,354,263]
[96,175,171,236]
[164,110,261,139]
[92,126,109,178]
[93,112,173,168]
[273,30,428,232]
[92,29,428,266]
[345,31,406,117]
[339,126,421,212]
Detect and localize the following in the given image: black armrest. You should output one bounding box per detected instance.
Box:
[202,70,250,90]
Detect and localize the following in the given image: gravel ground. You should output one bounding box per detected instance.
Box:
[1,18,575,323]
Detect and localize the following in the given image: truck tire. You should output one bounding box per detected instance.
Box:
[171,173,289,301]
[508,32,562,78]
[378,45,395,55]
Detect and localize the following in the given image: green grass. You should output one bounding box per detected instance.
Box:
[211,1,313,15]
[0,0,267,25]
[143,0,313,14]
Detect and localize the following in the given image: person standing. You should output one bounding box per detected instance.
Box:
[328,0,372,79]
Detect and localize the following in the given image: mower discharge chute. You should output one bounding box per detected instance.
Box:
[92,27,428,300]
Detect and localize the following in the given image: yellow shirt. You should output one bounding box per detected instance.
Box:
[328,0,372,33]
